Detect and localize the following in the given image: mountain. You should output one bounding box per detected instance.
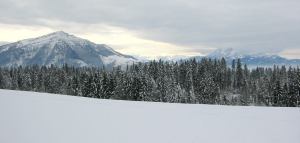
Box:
[0,31,137,68]
[0,42,9,46]
[205,48,300,67]
[157,55,193,61]
[207,48,246,60]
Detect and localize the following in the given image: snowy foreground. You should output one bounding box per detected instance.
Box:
[0,89,299,143]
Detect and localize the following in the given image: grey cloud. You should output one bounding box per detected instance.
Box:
[0,0,300,54]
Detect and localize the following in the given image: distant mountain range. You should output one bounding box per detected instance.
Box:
[205,48,300,67]
[0,31,299,68]
[0,31,136,68]
[157,55,194,61]
[157,48,300,67]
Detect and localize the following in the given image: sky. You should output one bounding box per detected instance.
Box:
[0,0,299,59]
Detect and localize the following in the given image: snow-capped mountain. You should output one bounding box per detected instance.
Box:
[208,48,243,59]
[0,31,137,68]
[0,42,9,46]
[158,55,193,61]
[206,48,300,67]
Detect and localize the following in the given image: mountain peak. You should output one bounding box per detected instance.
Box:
[41,31,74,40]
[18,31,85,46]
[48,31,70,36]
[208,48,241,58]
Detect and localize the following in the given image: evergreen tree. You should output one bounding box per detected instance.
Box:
[272,80,282,106]
[236,59,244,90]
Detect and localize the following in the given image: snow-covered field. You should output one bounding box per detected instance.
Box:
[0,89,299,143]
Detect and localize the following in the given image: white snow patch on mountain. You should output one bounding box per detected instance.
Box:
[0,41,9,46]
[207,48,276,59]
[158,55,194,61]
[0,89,299,143]
[102,55,136,66]
[208,47,242,58]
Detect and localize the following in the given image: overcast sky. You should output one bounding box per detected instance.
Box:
[0,0,299,58]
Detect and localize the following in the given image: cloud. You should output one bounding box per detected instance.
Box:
[0,22,205,58]
[0,0,300,57]
[279,49,300,59]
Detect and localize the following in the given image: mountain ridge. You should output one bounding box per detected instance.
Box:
[0,31,136,68]
[153,48,300,67]
[204,48,300,67]
[1,32,299,68]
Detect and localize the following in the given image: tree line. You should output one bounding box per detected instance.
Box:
[0,58,299,107]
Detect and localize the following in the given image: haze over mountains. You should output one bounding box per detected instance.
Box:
[0,31,299,68]
[0,31,136,68]
[158,48,300,67]
[206,48,300,67]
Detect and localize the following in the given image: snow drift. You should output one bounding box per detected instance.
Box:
[0,89,299,143]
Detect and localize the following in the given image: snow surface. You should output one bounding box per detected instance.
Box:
[0,89,299,143]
